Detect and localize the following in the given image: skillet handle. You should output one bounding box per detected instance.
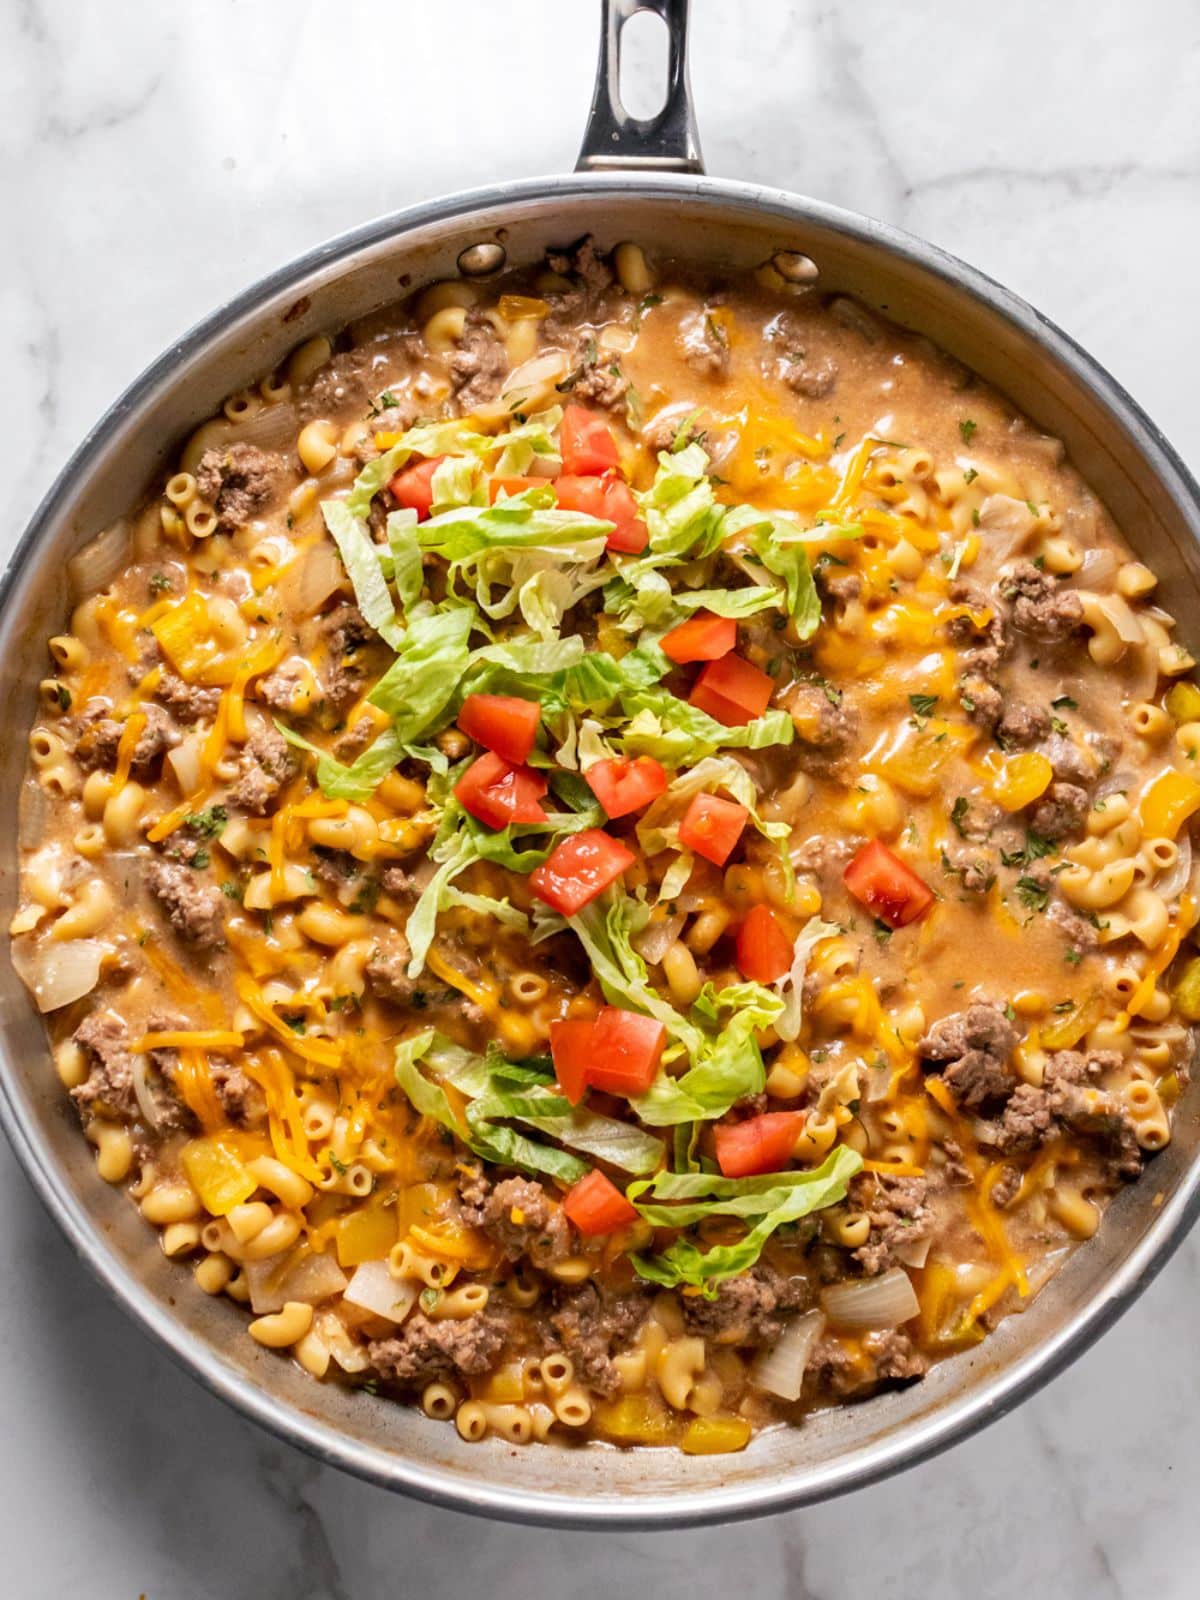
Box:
[576,0,705,174]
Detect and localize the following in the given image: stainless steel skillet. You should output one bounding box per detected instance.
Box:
[1,0,1198,1530]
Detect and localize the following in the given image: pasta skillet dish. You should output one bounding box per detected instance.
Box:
[12,236,1199,1453]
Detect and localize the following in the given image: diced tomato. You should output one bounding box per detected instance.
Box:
[714,1112,806,1179]
[488,475,544,502]
[528,828,636,915]
[562,1169,639,1236]
[561,404,620,476]
[585,755,668,819]
[388,455,447,520]
[843,839,934,928]
[457,693,540,766]
[554,473,647,554]
[549,1017,594,1106]
[587,1007,667,1097]
[678,793,749,867]
[454,751,547,830]
[661,612,737,665]
[689,652,775,726]
[736,904,793,984]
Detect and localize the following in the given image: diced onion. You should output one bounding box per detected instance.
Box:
[18,779,48,851]
[245,1251,349,1315]
[283,538,346,617]
[633,911,685,965]
[1098,592,1144,645]
[343,1260,419,1323]
[166,734,203,798]
[476,350,568,422]
[978,494,1037,555]
[68,519,130,599]
[1095,767,1137,804]
[232,402,300,453]
[131,1054,165,1132]
[11,937,104,1013]
[748,1309,825,1402]
[1155,831,1192,903]
[893,1233,933,1270]
[820,1267,920,1331]
[1064,545,1118,590]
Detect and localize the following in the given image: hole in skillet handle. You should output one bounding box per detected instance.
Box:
[619,7,670,120]
[576,0,705,174]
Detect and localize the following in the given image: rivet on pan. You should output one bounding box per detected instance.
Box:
[457,242,506,277]
[771,251,819,285]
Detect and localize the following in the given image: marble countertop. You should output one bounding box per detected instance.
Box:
[3,1,1199,1594]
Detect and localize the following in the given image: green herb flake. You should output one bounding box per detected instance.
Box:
[959,419,978,444]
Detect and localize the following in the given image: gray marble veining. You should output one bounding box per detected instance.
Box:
[2,0,1198,1594]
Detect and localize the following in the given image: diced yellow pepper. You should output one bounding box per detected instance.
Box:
[335,1199,400,1268]
[1172,956,1200,1022]
[986,751,1054,813]
[680,1416,753,1456]
[180,1136,257,1217]
[875,720,976,798]
[592,1394,677,1446]
[394,1181,451,1238]
[151,592,235,686]
[1166,682,1200,723]
[1039,990,1105,1050]
[1140,769,1200,840]
[479,1363,527,1404]
[498,294,550,322]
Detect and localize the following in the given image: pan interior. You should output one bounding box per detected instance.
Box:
[3,177,1198,1525]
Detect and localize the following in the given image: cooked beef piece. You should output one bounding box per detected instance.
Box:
[784,682,857,765]
[919,1003,1019,1109]
[194,443,283,530]
[449,310,507,410]
[815,566,862,604]
[568,355,628,409]
[380,865,420,899]
[680,1264,809,1346]
[210,1059,262,1124]
[1039,732,1096,787]
[154,670,223,724]
[961,676,1004,729]
[990,1165,1023,1209]
[642,411,684,454]
[72,700,179,774]
[298,348,380,420]
[256,665,305,714]
[947,580,1011,677]
[545,235,614,293]
[781,353,838,398]
[368,1311,510,1388]
[793,832,859,884]
[981,1048,1140,1174]
[363,941,415,1006]
[1030,781,1089,841]
[363,394,418,441]
[334,718,378,761]
[678,310,729,377]
[1047,898,1100,954]
[943,850,995,894]
[320,603,375,712]
[997,702,1051,747]
[548,1282,650,1397]
[229,724,298,815]
[71,1012,137,1119]
[1002,561,1085,642]
[458,1175,573,1264]
[811,1330,927,1396]
[311,847,360,896]
[851,1175,934,1275]
[144,859,224,948]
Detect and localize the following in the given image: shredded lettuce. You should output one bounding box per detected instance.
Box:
[637,442,725,560]
[632,978,782,1127]
[322,501,404,649]
[386,510,425,616]
[776,916,841,1042]
[276,721,405,805]
[636,755,789,857]
[366,606,474,741]
[392,1032,663,1180]
[627,1145,863,1287]
[620,687,793,764]
[430,453,485,515]
[345,420,492,519]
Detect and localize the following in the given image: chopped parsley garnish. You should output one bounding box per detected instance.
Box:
[328,1153,348,1174]
[190,849,210,871]
[959,419,978,444]
[221,880,241,899]
[963,467,978,484]
[186,804,228,839]
[1015,876,1050,912]
[282,1013,307,1033]
[1051,695,1077,710]
[149,572,174,594]
[908,693,938,718]
[950,797,970,836]
[873,919,893,944]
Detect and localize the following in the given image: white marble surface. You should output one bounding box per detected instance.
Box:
[2,1,1199,1593]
